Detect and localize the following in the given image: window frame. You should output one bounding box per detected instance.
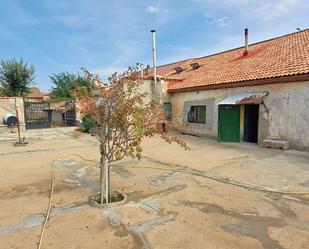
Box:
[187,105,206,124]
[163,102,172,120]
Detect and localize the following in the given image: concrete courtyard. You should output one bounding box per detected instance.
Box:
[0,127,308,249]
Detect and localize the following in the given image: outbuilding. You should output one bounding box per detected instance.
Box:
[142,29,309,151]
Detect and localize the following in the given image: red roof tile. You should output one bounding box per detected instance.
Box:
[144,29,309,92]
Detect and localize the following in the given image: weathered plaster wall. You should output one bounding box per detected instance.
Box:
[139,80,154,104]
[140,79,168,105]
[0,97,26,132]
[51,111,63,124]
[168,81,309,151]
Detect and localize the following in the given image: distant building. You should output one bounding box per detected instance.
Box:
[142,29,309,151]
[27,87,50,101]
[45,101,76,126]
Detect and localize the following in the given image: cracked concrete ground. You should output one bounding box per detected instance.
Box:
[0,127,308,249]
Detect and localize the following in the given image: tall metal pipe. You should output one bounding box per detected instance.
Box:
[244,28,249,55]
[140,63,144,79]
[151,30,157,101]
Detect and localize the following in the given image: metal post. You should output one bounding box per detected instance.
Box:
[16,109,21,143]
[15,98,21,143]
[151,30,157,101]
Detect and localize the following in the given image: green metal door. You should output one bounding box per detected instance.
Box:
[218,105,240,142]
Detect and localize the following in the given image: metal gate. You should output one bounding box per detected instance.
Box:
[25,98,51,129]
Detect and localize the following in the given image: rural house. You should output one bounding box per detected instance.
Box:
[142,29,309,151]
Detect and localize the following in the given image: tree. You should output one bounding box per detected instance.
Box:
[0,58,35,97]
[74,66,189,205]
[49,72,92,102]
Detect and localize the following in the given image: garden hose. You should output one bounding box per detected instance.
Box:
[71,154,309,196]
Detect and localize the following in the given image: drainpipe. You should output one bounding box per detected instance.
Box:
[244,28,249,56]
[151,30,157,101]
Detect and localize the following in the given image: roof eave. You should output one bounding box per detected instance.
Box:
[167,74,309,93]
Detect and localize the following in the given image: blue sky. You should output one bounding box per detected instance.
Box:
[0,0,308,92]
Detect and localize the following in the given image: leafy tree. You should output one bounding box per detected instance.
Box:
[0,58,35,97]
[74,67,189,205]
[49,72,92,102]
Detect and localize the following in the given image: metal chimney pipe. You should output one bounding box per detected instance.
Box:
[145,64,151,75]
[140,63,144,79]
[151,30,157,100]
[244,28,249,55]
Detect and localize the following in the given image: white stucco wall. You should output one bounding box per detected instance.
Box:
[0,97,26,132]
[167,81,309,151]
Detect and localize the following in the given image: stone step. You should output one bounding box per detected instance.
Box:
[262,139,290,150]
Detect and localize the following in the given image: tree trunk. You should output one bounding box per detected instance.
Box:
[99,125,110,204]
[99,140,106,204]
[100,159,105,204]
[105,161,110,203]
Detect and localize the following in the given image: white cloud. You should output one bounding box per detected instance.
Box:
[145,6,160,14]
[212,16,230,27]
[195,0,305,23]
[55,15,84,28]
[252,0,300,21]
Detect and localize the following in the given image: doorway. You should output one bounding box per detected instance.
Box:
[243,105,259,143]
[218,105,240,142]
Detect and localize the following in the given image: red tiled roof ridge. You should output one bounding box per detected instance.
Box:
[155,58,193,70]
[156,29,309,92]
[151,28,309,73]
[192,28,309,61]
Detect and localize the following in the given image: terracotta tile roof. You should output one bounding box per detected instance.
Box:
[48,101,74,112]
[144,29,309,92]
[27,87,49,97]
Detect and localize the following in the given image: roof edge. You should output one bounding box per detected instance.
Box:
[151,29,309,71]
[193,28,309,61]
[167,73,309,93]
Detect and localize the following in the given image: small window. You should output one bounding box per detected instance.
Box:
[174,67,184,73]
[163,102,172,120]
[187,106,206,124]
[190,62,200,70]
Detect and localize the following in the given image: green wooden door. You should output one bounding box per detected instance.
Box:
[218,105,240,142]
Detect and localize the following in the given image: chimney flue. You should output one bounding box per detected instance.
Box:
[145,64,150,75]
[151,30,157,101]
[140,63,144,78]
[244,28,249,55]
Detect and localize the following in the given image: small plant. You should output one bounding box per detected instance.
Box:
[89,192,126,208]
[80,115,95,132]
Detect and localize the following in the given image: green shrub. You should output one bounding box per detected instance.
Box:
[81,115,95,132]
